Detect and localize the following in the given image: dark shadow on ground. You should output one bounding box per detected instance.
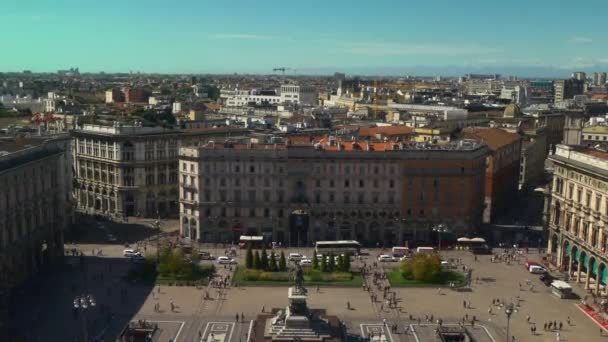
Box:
[8,256,154,342]
[65,216,164,246]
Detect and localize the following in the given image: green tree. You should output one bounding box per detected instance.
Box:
[190,250,201,265]
[261,248,269,270]
[328,252,335,273]
[279,251,287,271]
[344,253,351,272]
[406,254,442,282]
[245,246,253,269]
[253,251,261,270]
[320,253,327,272]
[312,253,319,270]
[269,252,278,271]
[337,254,344,272]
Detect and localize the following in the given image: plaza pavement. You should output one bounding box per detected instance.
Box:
[9,219,608,341]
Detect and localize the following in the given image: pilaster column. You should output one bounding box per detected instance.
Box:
[577,261,582,283]
[585,262,591,289]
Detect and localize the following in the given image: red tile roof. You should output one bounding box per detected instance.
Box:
[462,127,520,151]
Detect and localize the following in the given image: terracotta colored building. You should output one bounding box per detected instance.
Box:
[463,127,522,223]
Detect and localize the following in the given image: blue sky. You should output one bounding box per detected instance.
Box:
[1,0,607,76]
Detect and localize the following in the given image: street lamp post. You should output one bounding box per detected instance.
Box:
[73,294,96,342]
[505,302,514,342]
[432,224,449,251]
[155,213,161,264]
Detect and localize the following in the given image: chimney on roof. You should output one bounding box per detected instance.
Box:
[365,142,370,151]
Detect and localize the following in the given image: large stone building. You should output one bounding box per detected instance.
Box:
[463,127,522,223]
[547,145,608,295]
[554,79,585,104]
[0,135,73,339]
[72,122,181,218]
[179,138,488,247]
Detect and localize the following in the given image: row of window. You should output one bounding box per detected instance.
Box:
[555,177,608,215]
[195,206,449,220]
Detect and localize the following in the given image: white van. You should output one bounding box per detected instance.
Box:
[416,247,435,254]
[392,246,410,257]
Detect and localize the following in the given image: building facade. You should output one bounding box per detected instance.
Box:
[554,79,585,104]
[72,123,181,218]
[179,139,488,247]
[463,127,522,223]
[0,136,73,339]
[547,145,608,295]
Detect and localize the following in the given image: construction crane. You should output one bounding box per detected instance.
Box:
[273,67,297,76]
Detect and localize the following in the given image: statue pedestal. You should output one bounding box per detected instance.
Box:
[255,279,342,341]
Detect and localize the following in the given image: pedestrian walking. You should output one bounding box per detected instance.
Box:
[236,313,239,322]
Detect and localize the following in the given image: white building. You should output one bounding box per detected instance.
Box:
[172,102,182,114]
[221,85,318,107]
[280,84,318,106]
[499,85,529,106]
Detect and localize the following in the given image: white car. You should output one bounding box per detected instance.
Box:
[378,254,397,262]
[529,265,546,274]
[288,253,304,261]
[217,256,237,264]
[123,249,141,257]
[299,259,313,267]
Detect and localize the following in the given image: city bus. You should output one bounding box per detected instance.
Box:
[551,280,573,299]
[238,235,266,249]
[391,246,410,257]
[315,240,362,255]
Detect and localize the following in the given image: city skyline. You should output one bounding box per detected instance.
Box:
[2,0,608,76]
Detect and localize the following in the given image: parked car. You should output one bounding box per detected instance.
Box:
[540,273,554,286]
[198,251,216,260]
[299,259,313,267]
[529,265,547,274]
[123,249,141,257]
[441,260,455,269]
[217,256,237,264]
[288,253,305,262]
[378,254,397,262]
[525,261,542,270]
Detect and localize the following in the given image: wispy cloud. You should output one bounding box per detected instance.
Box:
[340,42,501,56]
[212,33,277,40]
[567,37,593,44]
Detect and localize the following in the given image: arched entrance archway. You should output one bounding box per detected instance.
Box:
[289,210,309,247]
[355,222,366,244]
[384,222,397,247]
[550,233,559,265]
[339,221,352,240]
[599,263,608,297]
[190,218,198,241]
[369,222,380,247]
[181,216,189,238]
